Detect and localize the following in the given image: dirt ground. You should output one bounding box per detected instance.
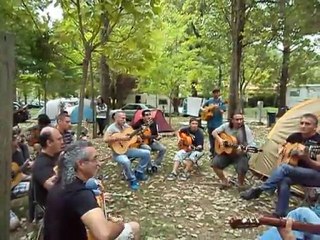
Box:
[11,117,302,240]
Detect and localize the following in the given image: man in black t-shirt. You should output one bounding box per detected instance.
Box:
[241,113,320,217]
[44,141,140,240]
[132,109,167,170]
[167,118,204,181]
[32,127,64,207]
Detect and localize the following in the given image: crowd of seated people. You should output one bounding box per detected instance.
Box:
[8,103,320,240]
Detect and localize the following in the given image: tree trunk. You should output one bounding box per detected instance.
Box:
[76,46,91,139]
[0,32,14,239]
[278,0,290,117]
[90,60,97,138]
[218,63,223,88]
[172,85,180,113]
[100,13,112,125]
[228,0,246,119]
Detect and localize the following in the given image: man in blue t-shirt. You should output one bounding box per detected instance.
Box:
[201,88,226,157]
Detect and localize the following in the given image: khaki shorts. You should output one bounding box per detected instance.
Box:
[116,223,134,240]
[173,150,204,163]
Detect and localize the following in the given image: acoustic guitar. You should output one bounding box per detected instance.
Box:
[178,132,195,152]
[278,143,320,166]
[215,132,262,155]
[200,104,218,121]
[87,179,124,240]
[229,216,320,234]
[11,159,31,188]
[130,121,154,148]
[110,126,148,154]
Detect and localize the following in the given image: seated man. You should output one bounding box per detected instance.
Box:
[44,141,140,240]
[167,117,204,181]
[259,207,320,240]
[211,112,255,189]
[56,112,73,147]
[10,132,32,231]
[32,127,63,207]
[241,113,320,217]
[104,111,151,191]
[11,132,32,198]
[132,109,167,170]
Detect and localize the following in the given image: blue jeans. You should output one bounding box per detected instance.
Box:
[140,141,167,166]
[259,207,320,240]
[261,164,320,216]
[113,148,151,181]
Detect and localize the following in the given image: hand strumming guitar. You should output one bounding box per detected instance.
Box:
[278,218,296,240]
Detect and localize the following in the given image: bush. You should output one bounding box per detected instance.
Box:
[247,93,277,107]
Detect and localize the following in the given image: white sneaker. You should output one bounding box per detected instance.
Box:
[10,210,20,231]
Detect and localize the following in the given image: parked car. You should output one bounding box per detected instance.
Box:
[110,103,157,121]
[13,102,30,125]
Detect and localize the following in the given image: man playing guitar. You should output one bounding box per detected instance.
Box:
[104,111,151,191]
[241,113,320,217]
[44,141,140,240]
[132,109,167,171]
[211,112,255,190]
[167,118,204,181]
[201,88,226,158]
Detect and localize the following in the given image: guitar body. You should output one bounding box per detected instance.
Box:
[178,132,194,151]
[110,127,138,155]
[278,143,320,166]
[200,104,218,121]
[142,128,152,145]
[215,133,238,155]
[11,162,24,189]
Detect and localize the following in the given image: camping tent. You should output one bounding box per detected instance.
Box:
[67,104,94,124]
[250,99,320,177]
[131,109,174,132]
[38,98,93,122]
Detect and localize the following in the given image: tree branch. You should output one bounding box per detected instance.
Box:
[108,22,136,44]
[74,0,87,45]
[21,0,42,34]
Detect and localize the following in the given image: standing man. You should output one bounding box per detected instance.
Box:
[44,141,140,240]
[32,127,64,207]
[132,109,167,170]
[241,113,320,217]
[56,112,73,147]
[201,88,226,158]
[104,111,151,191]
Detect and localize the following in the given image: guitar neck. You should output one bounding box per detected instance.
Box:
[260,217,320,234]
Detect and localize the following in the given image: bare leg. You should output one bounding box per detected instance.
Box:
[128,221,140,240]
[238,174,245,186]
[212,166,228,184]
[184,159,193,173]
[171,161,180,174]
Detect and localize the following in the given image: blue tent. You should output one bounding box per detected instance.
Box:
[69,105,94,123]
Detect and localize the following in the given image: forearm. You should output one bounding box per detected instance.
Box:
[105,221,125,240]
[305,159,320,171]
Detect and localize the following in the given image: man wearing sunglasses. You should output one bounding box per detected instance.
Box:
[241,113,320,218]
[132,109,167,172]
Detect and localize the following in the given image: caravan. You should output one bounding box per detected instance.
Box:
[125,93,173,114]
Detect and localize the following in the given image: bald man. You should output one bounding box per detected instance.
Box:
[32,127,64,207]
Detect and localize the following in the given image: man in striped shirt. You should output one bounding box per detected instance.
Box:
[56,113,73,147]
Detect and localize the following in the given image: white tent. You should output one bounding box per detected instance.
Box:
[37,98,91,121]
